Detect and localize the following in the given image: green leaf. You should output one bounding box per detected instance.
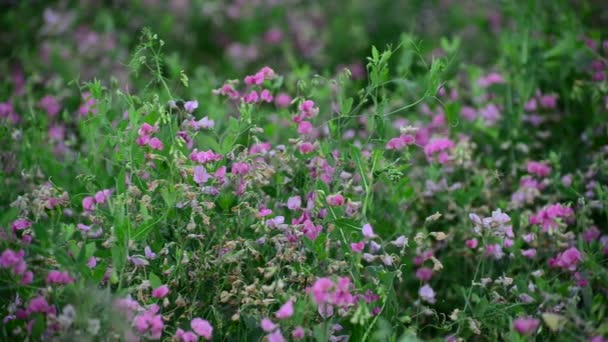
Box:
[149,272,162,288]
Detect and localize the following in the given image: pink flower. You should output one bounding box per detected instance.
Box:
[275,300,294,319]
[133,305,164,339]
[513,317,539,335]
[527,161,551,178]
[193,166,211,184]
[302,220,322,241]
[583,226,601,243]
[423,137,455,163]
[292,327,305,340]
[0,249,26,275]
[20,270,33,285]
[299,142,315,154]
[191,318,213,340]
[529,203,574,232]
[554,247,583,271]
[87,257,97,268]
[192,117,214,130]
[27,295,50,314]
[138,123,156,136]
[260,89,273,103]
[148,137,164,150]
[11,218,31,231]
[274,93,292,108]
[184,100,199,113]
[264,28,283,44]
[46,270,75,285]
[190,149,222,164]
[145,246,157,260]
[244,91,260,104]
[213,84,239,99]
[350,241,365,253]
[466,238,478,249]
[461,106,477,120]
[287,196,302,210]
[231,162,249,175]
[39,95,61,117]
[326,194,344,206]
[419,284,436,304]
[152,285,170,299]
[521,249,536,259]
[362,223,377,239]
[176,329,199,342]
[415,267,433,282]
[137,134,151,146]
[267,330,285,342]
[477,72,505,87]
[299,100,318,119]
[386,135,415,150]
[245,73,264,85]
[261,318,278,332]
[82,196,95,211]
[94,189,111,204]
[297,121,313,135]
[539,94,557,109]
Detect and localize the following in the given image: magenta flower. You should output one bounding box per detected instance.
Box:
[362,223,377,239]
[292,327,305,340]
[192,116,215,130]
[513,317,539,335]
[26,295,50,314]
[527,161,551,178]
[148,137,164,150]
[275,93,292,108]
[275,300,294,319]
[299,142,315,154]
[82,196,95,211]
[184,100,199,113]
[145,246,157,260]
[326,193,344,207]
[386,134,415,150]
[261,318,278,332]
[297,121,313,135]
[419,284,436,304]
[39,95,61,117]
[302,220,322,241]
[193,166,211,185]
[176,329,199,342]
[244,90,260,104]
[191,318,212,340]
[231,162,249,175]
[11,218,31,231]
[133,304,164,339]
[554,247,583,271]
[423,137,454,164]
[87,257,97,268]
[152,285,170,299]
[260,89,274,103]
[350,241,365,253]
[46,270,75,285]
[287,196,302,210]
[138,123,156,136]
[267,330,285,342]
[466,238,478,249]
[415,267,434,282]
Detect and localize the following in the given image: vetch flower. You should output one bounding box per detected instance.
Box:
[193,166,211,185]
[275,300,294,319]
[419,284,436,304]
[184,100,199,113]
[191,318,212,340]
[513,317,539,335]
[152,285,169,299]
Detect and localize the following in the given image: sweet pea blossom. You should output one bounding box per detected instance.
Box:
[261,318,278,332]
[419,284,436,304]
[326,193,344,206]
[184,100,199,113]
[191,318,212,340]
[362,223,377,239]
[152,285,169,299]
[287,196,302,210]
[275,300,294,319]
[513,317,539,335]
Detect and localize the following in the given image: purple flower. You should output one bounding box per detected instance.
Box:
[513,317,539,335]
